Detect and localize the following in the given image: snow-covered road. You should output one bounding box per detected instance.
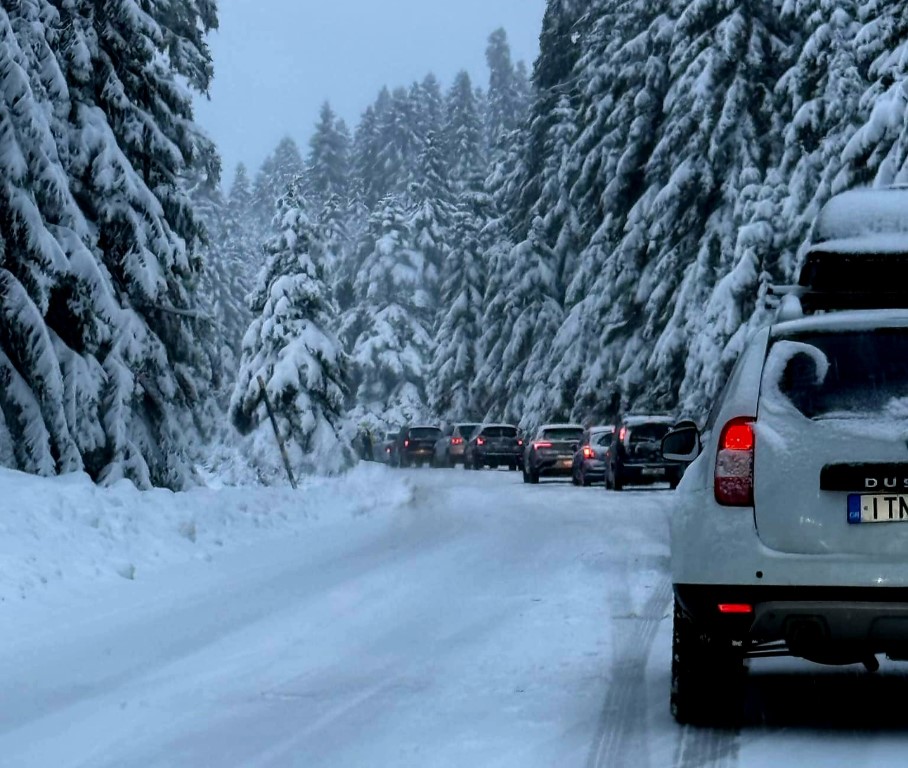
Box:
[2,467,908,767]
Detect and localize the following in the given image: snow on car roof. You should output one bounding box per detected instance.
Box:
[538,423,583,431]
[771,309,908,337]
[813,187,908,244]
[808,233,908,255]
[589,425,614,433]
[477,423,518,429]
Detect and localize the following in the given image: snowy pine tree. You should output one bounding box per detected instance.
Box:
[305,102,351,209]
[231,193,353,479]
[349,195,432,424]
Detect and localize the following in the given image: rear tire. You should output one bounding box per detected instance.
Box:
[572,469,581,486]
[581,470,592,487]
[671,599,746,727]
[522,468,530,483]
[529,468,540,484]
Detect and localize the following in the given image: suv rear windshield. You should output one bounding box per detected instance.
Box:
[541,427,583,441]
[409,427,442,439]
[628,423,671,443]
[769,329,908,419]
[481,426,517,438]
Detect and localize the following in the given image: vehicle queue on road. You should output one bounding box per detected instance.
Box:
[374,415,685,490]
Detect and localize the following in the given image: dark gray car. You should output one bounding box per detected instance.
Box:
[605,415,682,490]
[522,424,584,484]
[464,424,523,470]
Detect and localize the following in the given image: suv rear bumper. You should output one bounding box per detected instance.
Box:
[676,583,908,661]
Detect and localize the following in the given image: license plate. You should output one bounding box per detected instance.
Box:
[560,459,572,468]
[848,494,908,524]
[642,468,665,477]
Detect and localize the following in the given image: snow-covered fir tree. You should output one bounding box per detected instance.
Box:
[253,136,305,229]
[305,102,351,209]
[349,195,433,425]
[428,187,489,419]
[1,0,220,488]
[231,193,353,480]
[444,71,487,191]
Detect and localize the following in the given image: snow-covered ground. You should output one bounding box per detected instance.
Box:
[1,466,907,767]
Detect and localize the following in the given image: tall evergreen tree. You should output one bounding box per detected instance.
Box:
[231,193,353,479]
[305,101,351,208]
[428,188,488,419]
[253,136,305,228]
[1,0,220,488]
[349,195,432,423]
[444,71,486,191]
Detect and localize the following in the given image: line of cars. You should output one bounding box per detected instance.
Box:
[378,415,685,490]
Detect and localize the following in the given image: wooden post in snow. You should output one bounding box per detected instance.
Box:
[257,375,298,490]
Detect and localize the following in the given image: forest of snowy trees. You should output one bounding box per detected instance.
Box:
[7,0,908,486]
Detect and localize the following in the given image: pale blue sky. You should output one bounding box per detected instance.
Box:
[195,0,547,188]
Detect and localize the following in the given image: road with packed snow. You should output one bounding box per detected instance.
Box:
[0,466,907,767]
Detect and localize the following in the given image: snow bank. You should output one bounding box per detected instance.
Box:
[0,462,412,604]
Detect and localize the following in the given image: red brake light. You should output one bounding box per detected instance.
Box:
[518,439,523,446]
[715,418,754,506]
[718,603,753,614]
[404,439,410,448]
[619,427,627,441]
[582,446,594,459]
[723,423,754,451]
[534,441,552,450]
[452,437,463,445]
[476,437,485,446]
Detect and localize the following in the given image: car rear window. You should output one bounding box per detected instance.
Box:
[594,432,613,446]
[768,329,908,419]
[541,428,583,441]
[482,426,517,438]
[410,427,442,439]
[627,423,671,443]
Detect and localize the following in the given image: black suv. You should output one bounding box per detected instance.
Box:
[605,415,682,490]
[393,425,443,468]
[464,424,523,470]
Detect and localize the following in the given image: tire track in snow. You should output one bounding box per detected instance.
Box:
[673,723,740,768]
[587,555,672,768]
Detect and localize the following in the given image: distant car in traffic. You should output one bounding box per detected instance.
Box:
[604,415,682,490]
[522,423,584,483]
[464,424,523,470]
[378,431,398,464]
[571,426,614,486]
[393,425,443,468]
[433,422,481,467]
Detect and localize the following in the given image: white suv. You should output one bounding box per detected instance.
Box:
[664,187,908,725]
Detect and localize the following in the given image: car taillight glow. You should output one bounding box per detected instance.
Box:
[619,427,627,441]
[715,418,754,507]
[476,437,485,446]
[718,603,753,614]
[452,437,463,445]
[518,439,523,446]
[404,439,409,448]
[582,446,594,459]
[534,441,552,450]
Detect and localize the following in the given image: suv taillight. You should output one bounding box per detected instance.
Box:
[452,437,463,445]
[715,418,754,506]
[476,437,485,446]
[582,446,594,459]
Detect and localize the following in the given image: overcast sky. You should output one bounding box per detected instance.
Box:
[194,0,547,189]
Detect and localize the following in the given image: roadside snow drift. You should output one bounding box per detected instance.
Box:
[0,462,412,604]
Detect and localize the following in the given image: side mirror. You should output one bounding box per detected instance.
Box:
[662,426,701,462]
